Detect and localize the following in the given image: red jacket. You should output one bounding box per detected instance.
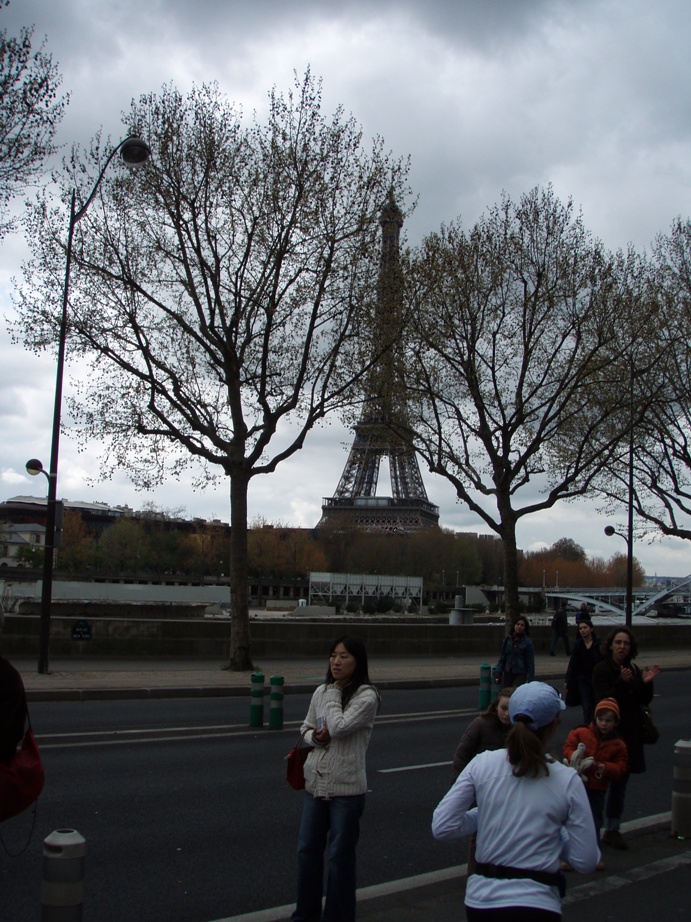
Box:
[563,724,628,792]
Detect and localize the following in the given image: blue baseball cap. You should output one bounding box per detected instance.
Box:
[509,682,566,730]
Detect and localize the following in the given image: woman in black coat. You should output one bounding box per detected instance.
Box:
[592,627,660,850]
[564,615,603,723]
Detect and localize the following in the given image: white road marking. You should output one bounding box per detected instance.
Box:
[37,708,473,749]
[379,760,452,773]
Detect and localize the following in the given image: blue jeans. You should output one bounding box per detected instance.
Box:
[501,672,527,688]
[549,629,570,655]
[291,792,366,922]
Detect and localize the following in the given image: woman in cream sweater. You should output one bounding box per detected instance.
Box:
[290,635,380,922]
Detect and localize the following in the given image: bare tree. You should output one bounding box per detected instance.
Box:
[12,72,409,668]
[0,10,68,237]
[401,186,635,620]
[613,219,691,543]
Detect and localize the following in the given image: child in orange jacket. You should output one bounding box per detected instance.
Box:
[563,697,628,867]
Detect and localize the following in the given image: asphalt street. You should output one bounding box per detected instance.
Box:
[1,675,689,922]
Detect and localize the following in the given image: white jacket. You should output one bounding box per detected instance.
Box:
[432,748,600,914]
[301,683,379,798]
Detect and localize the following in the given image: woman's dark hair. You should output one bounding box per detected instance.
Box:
[602,626,638,660]
[512,616,530,635]
[325,635,373,708]
[578,614,594,629]
[506,719,556,778]
[482,687,513,720]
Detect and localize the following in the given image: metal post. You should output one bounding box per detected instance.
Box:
[269,674,284,730]
[672,739,691,838]
[41,828,86,921]
[625,427,634,626]
[37,191,76,675]
[249,671,265,727]
[35,136,150,674]
[479,663,492,711]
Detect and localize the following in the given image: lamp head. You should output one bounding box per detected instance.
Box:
[119,137,151,166]
[25,458,44,476]
[604,525,616,537]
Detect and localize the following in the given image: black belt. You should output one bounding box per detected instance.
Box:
[475,862,566,898]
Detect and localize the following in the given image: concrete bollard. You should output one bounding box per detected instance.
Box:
[249,672,265,727]
[478,663,492,711]
[269,675,284,730]
[671,739,691,837]
[41,828,86,921]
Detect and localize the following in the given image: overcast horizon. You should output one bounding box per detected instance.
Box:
[1,0,690,577]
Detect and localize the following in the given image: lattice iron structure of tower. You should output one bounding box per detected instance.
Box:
[318,194,439,533]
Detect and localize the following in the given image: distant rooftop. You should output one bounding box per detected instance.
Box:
[2,495,228,526]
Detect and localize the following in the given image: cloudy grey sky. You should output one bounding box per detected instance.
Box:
[2,0,691,576]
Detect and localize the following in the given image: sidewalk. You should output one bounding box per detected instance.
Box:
[13,646,690,701]
[218,814,682,922]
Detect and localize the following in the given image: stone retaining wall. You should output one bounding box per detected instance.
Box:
[2,615,690,659]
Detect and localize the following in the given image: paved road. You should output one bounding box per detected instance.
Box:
[1,676,689,922]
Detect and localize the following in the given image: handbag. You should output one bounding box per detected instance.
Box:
[285,729,314,790]
[0,722,45,823]
[640,704,659,745]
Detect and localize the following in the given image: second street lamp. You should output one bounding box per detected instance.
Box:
[36,136,150,675]
[604,523,633,627]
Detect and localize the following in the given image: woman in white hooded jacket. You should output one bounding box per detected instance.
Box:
[290,636,379,922]
[433,682,599,921]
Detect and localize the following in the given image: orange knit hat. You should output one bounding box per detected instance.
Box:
[595,697,620,721]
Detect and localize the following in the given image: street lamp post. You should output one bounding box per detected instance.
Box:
[33,136,150,674]
[604,522,633,626]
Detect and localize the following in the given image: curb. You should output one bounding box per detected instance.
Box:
[22,670,574,702]
[23,660,691,703]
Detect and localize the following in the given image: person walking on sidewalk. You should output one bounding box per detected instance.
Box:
[563,615,603,723]
[562,697,628,869]
[549,604,571,657]
[493,616,535,687]
[592,627,660,851]
[433,682,599,921]
[290,636,380,922]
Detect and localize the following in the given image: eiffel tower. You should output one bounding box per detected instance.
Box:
[318,194,439,533]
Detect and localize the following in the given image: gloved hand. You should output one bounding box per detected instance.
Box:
[569,743,585,772]
[578,756,595,781]
[566,746,585,772]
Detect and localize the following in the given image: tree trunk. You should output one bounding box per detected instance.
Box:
[228,473,253,671]
[499,516,521,627]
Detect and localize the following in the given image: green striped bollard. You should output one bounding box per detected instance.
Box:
[478,663,492,711]
[249,672,265,727]
[269,675,284,730]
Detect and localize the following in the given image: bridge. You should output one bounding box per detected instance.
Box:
[544,576,691,619]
